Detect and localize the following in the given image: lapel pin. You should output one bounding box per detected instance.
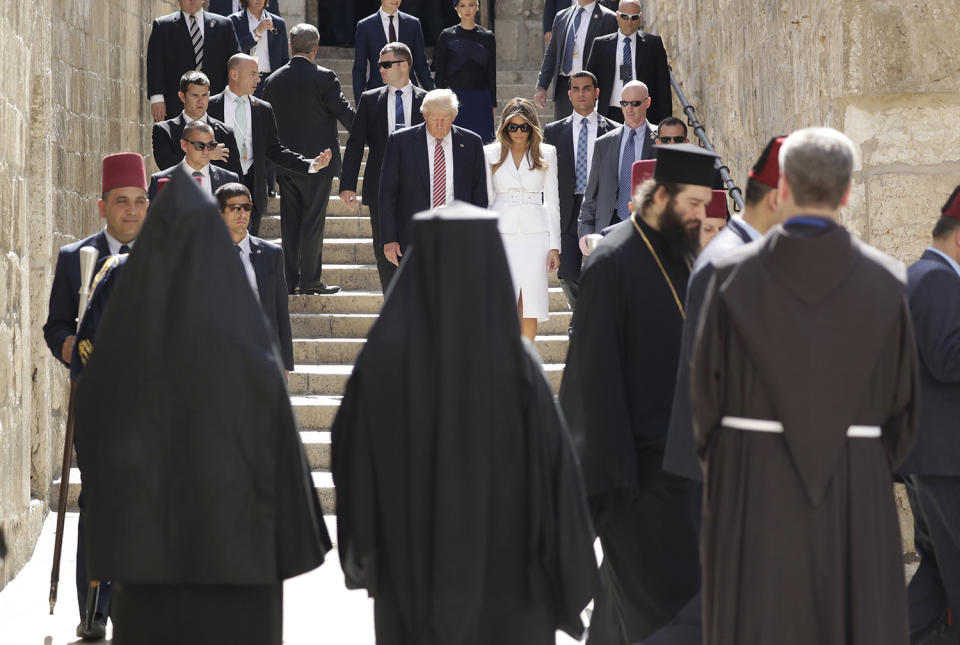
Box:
[209,20,215,28]
[459,143,464,148]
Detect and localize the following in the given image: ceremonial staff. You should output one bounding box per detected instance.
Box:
[49,245,99,614]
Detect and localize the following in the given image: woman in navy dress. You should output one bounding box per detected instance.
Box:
[432,0,496,143]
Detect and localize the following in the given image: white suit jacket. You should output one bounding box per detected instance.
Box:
[484,143,562,250]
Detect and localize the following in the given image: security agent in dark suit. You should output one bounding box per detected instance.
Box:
[42,153,149,640]
[535,0,617,120]
[146,0,240,122]
[148,121,241,200]
[208,0,279,17]
[585,0,672,125]
[352,0,436,105]
[152,71,242,176]
[341,42,426,292]
[216,182,295,371]
[208,54,331,241]
[543,70,618,311]
[578,80,656,248]
[901,188,960,645]
[379,89,488,267]
[229,0,289,99]
[262,24,355,296]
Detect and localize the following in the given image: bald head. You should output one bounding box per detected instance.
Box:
[620,81,650,129]
[617,0,642,36]
[227,54,260,96]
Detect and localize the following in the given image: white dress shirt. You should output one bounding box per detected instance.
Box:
[609,31,638,108]
[235,233,260,300]
[223,87,254,174]
[151,10,205,105]
[229,0,242,12]
[386,82,414,132]
[181,159,213,195]
[566,1,596,75]
[103,229,135,255]
[246,10,271,73]
[571,110,600,178]
[180,111,210,125]
[380,8,400,42]
[425,129,454,207]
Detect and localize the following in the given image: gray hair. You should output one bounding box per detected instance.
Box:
[779,127,858,209]
[421,89,459,117]
[289,23,319,55]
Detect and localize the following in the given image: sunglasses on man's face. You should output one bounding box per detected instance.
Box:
[617,12,641,21]
[183,139,218,151]
[225,203,253,213]
[620,99,648,107]
[657,136,686,144]
[378,60,405,69]
[506,123,532,133]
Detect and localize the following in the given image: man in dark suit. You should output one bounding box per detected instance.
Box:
[152,71,242,175]
[216,182,294,371]
[208,54,331,242]
[535,0,617,120]
[578,80,656,246]
[585,0,672,124]
[146,0,240,122]
[262,24,355,296]
[379,89,488,266]
[229,0,289,99]
[208,0,279,16]
[543,70,618,312]
[148,121,240,200]
[352,0,435,105]
[42,153,149,640]
[902,187,960,645]
[341,42,426,292]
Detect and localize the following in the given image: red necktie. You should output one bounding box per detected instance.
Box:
[432,138,446,208]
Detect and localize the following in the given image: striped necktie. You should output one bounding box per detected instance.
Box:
[189,14,203,70]
[622,37,633,81]
[432,138,446,208]
[575,117,589,193]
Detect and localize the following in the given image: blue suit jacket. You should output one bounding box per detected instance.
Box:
[378,124,488,252]
[900,249,960,475]
[207,0,279,16]
[351,11,435,105]
[537,4,617,99]
[249,235,294,371]
[147,163,240,201]
[230,10,289,73]
[43,230,113,365]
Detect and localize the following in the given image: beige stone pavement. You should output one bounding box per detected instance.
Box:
[0,514,583,644]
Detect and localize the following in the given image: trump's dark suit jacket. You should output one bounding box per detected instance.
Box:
[249,235,294,371]
[146,10,240,117]
[351,11,435,105]
[378,124,488,251]
[230,9,289,73]
[340,85,427,207]
[151,113,242,177]
[147,162,240,201]
[537,4,617,99]
[585,30,672,124]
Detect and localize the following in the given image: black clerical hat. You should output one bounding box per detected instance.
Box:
[653,143,718,187]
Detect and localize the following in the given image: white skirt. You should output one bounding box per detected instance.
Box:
[501,231,550,321]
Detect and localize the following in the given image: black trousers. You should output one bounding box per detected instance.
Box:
[277,172,334,291]
[558,195,585,309]
[553,76,574,121]
[76,491,112,623]
[905,475,960,645]
[367,203,397,294]
[242,169,264,237]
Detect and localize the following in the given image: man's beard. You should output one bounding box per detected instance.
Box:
[658,197,700,259]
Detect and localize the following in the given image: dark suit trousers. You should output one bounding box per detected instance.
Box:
[905,475,960,644]
[367,203,397,293]
[242,170,264,237]
[559,193,584,309]
[76,491,113,622]
[553,76,574,121]
[606,106,624,124]
[277,173,334,290]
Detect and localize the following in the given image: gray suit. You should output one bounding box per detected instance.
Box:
[577,122,656,237]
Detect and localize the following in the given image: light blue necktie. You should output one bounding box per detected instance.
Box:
[562,7,584,76]
[395,89,405,131]
[622,37,632,81]
[575,117,589,193]
[617,128,636,221]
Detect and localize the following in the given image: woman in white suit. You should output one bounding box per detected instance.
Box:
[484,98,561,341]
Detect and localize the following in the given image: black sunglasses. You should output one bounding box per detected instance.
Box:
[183,139,218,151]
[506,123,532,133]
[226,203,253,213]
[378,59,406,69]
[657,135,686,144]
[617,12,641,21]
[620,99,648,107]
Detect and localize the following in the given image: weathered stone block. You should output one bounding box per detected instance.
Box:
[845,95,960,168]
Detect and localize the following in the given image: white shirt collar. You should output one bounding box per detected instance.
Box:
[181,159,211,176]
[236,232,252,253]
[734,216,762,241]
[380,8,399,19]
[103,228,134,255]
[574,2,596,15]
[223,87,246,104]
[182,8,203,23]
[180,111,209,124]
[389,80,412,93]
[427,128,453,146]
[573,109,597,125]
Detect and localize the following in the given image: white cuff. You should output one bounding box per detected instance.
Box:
[150,94,164,104]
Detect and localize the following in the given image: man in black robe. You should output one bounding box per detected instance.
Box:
[692,127,918,645]
[73,171,330,645]
[559,143,718,645]
[332,202,599,645]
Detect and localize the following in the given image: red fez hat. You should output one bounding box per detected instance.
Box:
[631,159,657,194]
[706,190,729,220]
[943,185,960,220]
[101,153,147,193]
[747,135,787,189]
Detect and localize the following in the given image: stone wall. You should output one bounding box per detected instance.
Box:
[0,0,175,590]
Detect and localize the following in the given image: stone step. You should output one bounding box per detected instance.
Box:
[266,196,369,217]
[291,394,342,430]
[287,287,571,315]
[315,263,561,292]
[290,310,571,339]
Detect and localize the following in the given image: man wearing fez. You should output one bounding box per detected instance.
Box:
[72,171,330,644]
[900,186,960,643]
[42,152,149,640]
[692,128,917,645]
[560,143,716,644]
[148,121,240,200]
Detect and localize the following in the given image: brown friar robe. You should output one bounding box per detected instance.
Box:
[691,219,919,645]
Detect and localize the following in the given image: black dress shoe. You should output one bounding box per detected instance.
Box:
[76,618,107,640]
[288,286,301,295]
[302,282,341,295]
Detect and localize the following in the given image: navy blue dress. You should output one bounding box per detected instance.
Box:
[432,24,496,143]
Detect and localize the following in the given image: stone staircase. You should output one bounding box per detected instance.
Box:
[52,48,565,516]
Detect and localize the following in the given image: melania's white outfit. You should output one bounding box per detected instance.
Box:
[484,142,561,321]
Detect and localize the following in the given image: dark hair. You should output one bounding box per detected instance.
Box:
[182,120,215,139]
[380,42,413,67]
[633,179,684,215]
[743,177,774,207]
[215,182,252,210]
[569,70,598,88]
[932,216,960,240]
[657,116,687,137]
[179,70,210,94]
